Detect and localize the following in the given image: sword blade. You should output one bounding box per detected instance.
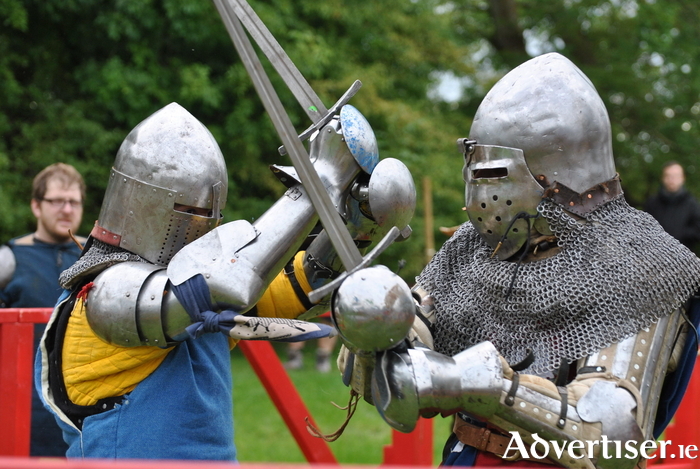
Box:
[213,0,363,270]
[229,0,327,123]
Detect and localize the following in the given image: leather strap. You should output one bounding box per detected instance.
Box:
[453,416,511,457]
[284,258,314,310]
[453,415,555,465]
[542,173,623,217]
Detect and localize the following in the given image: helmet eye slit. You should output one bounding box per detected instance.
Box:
[473,167,508,179]
[174,203,213,217]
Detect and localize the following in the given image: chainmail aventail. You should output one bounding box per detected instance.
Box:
[59,238,148,289]
[417,196,700,375]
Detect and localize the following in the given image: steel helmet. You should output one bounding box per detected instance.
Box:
[92,103,228,265]
[463,53,617,260]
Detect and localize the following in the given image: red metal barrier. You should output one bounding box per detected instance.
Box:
[0,459,375,469]
[0,308,51,457]
[0,461,695,469]
[238,340,337,464]
[658,354,700,463]
[0,309,430,464]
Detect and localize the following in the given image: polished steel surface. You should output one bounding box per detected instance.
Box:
[332,265,415,352]
[97,103,227,265]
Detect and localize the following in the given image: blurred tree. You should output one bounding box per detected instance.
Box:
[4,0,696,281]
[0,0,472,280]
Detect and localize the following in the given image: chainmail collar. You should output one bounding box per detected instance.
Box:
[417,196,700,376]
[59,238,149,289]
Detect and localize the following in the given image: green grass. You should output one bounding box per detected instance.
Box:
[231,343,453,465]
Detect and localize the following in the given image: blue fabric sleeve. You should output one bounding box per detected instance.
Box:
[653,295,700,438]
[171,274,333,342]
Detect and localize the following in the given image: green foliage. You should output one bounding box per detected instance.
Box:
[0,0,470,282]
[3,0,697,278]
[231,344,453,464]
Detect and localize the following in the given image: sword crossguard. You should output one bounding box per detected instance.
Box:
[278,80,363,156]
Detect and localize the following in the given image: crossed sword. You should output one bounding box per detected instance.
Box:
[213,0,403,303]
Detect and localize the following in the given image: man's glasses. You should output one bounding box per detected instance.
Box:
[40,198,83,209]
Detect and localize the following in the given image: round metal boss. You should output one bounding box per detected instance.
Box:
[332,265,415,352]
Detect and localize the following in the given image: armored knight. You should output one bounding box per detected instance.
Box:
[337,53,700,468]
[36,102,415,459]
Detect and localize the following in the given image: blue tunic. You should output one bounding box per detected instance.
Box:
[0,234,81,308]
[36,291,237,460]
[1,234,81,457]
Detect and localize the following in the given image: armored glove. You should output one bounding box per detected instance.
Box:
[336,284,435,403]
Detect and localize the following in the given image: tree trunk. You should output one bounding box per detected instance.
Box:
[488,0,528,66]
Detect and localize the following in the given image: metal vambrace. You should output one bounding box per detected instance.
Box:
[165,114,364,312]
[86,115,365,345]
[372,309,687,469]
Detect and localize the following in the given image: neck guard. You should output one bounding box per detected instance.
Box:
[59,238,147,289]
[417,196,700,375]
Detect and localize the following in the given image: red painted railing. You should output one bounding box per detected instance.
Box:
[0,308,697,469]
[0,308,46,457]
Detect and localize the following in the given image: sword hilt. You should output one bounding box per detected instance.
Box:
[278,80,363,156]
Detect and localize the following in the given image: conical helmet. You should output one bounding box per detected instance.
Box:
[92,103,228,265]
